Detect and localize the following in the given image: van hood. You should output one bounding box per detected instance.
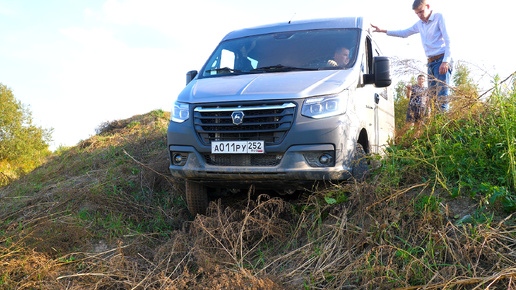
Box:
[177,70,356,103]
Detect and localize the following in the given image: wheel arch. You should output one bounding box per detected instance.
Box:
[357,128,370,154]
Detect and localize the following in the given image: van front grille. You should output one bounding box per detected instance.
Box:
[194,102,296,145]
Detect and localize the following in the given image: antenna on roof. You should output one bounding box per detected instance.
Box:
[288,13,296,24]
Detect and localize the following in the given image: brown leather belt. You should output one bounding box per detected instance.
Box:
[428,53,444,63]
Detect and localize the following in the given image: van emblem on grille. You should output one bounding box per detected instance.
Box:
[231,111,245,125]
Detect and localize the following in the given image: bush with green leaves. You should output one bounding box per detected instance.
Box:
[0,83,52,185]
[381,75,516,212]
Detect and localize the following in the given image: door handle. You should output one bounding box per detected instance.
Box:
[374,93,380,104]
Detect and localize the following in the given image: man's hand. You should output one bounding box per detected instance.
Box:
[406,84,412,99]
[370,24,386,33]
[327,60,338,67]
[439,62,449,75]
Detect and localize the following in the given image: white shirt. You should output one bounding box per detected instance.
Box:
[387,11,452,63]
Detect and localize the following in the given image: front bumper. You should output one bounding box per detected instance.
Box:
[168,143,353,188]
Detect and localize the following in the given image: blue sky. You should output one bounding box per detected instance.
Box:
[1,0,513,150]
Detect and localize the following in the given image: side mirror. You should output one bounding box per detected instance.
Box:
[186,70,198,85]
[373,57,391,88]
[363,57,391,87]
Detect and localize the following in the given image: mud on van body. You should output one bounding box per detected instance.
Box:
[167,17,395,215]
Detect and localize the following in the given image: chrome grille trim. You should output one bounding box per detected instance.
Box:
[194,102,297,145]
[194,103,296,112]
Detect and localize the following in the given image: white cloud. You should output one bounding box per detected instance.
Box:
[52,21,177,149]
[60,26,124,50]
[101,0,175,27]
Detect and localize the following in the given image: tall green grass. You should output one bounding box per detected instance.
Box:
[382,75,516,212]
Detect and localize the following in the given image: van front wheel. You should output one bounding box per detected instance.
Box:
[185,180,208,216]
[352,143,368,181]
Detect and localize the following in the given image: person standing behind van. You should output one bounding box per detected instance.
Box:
[406,74,427,126]
[371,0,452,113]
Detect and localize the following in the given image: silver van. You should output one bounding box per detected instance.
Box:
[167,17,394,215]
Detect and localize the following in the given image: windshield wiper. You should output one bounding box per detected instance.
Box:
[251,64,318,72]
[204,67,243,75]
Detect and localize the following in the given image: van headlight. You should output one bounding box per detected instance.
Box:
[301,93,347,119]
[171,101,189,123]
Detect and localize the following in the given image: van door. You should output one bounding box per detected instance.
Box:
[362,35,395,154]
[363,36,379,154]
[369,38,395,153]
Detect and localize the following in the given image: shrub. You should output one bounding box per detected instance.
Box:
[0,83,52,185]
[386,74,516,212]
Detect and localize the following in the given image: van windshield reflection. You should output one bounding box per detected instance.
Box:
[201,28,360,78]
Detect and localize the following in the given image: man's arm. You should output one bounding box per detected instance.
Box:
[371,24,387,33]
[371,23,419,38]
[406,85,412,99]
[437,13,452,75]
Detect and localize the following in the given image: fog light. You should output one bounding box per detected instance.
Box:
[171,152,188,166]
[319,154,332,165]
[303,151,335,167]
[174,154,183,164]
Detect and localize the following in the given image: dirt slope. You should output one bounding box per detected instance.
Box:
[1,110,515,289]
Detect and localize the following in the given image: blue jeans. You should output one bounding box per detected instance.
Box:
[428,56,452,112]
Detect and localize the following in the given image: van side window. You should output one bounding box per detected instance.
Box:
[220,50,235,70]
[205,48,257,76]
[365,37,373,75]
[205,49,236,76]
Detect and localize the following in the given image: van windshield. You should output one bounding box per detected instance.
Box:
[201,28,360,78]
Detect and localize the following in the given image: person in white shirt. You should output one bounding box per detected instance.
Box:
[371,0,452,113]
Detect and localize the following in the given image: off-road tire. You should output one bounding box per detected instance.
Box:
[352,143,368,181]
[185,180,208,216]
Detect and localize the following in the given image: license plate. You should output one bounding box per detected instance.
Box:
[211,141,264,154]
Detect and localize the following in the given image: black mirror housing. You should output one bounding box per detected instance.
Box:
[186,70,198,85]
[373,56,391,87]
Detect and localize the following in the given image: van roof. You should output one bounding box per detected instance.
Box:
[222,17,365,41]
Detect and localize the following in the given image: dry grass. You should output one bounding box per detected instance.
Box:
[1,109,515,289]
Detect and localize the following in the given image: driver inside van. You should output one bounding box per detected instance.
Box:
[327,46,350,67]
